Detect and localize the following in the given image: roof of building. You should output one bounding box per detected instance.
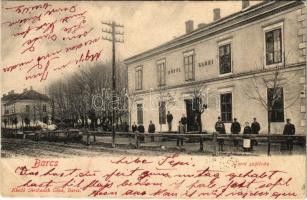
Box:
[124,1,302,65]
[1,93,20,102]
[1,90,49,104]
[17,90,49,101]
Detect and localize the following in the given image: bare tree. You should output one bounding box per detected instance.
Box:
[47,61,128,131]
[189,84,208,134]
[243,66,301,155]
[156,85,177,133]
[19,111,28,131]
[48,80,67,124]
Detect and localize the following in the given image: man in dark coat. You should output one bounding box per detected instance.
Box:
[167,111,174,132]
[251,118,260,134]
[131,122,137,132]
[215,117,225,151]
[283,118,295,151]
[181,114,187,132]
[138,123,145,143]
[138,124,145,133]
[148,120,156,142]
[251,118,260,146]
[231,118,241,147]
[215,117,226,134]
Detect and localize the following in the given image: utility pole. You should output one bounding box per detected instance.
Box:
[101,21,124,148]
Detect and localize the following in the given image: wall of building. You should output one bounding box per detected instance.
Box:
[130,68,304,134]
[127,3,306,134]
[2,100,51,125]
[1,102,5,116]
[127,5,305,93]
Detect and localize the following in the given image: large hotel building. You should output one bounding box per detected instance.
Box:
[125,1,306,134]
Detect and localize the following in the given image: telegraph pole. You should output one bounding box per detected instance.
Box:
[101,21,124,148]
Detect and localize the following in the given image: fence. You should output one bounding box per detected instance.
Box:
[2,128,305,155]
[85,131,306,154]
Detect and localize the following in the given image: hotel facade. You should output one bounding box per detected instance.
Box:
[125,1,307,134]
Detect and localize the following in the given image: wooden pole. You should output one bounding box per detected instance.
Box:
[111,21,116,148]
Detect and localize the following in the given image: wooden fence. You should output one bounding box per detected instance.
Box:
[1,128,306,155]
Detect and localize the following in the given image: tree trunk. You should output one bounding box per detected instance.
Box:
[85,116,88,127]
[129,111,132,131]
[119,114,122,128]
[21,119,24,132]
[198,113,202,134]
[267,110,271,156]
[82,117,85,127]
[198,112,203,151]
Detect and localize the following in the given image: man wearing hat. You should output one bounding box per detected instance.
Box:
[283,118,295,151]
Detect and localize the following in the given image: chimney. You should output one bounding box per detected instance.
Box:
[213,8,221,21]
[242,0,250,9]
[30,86,33,90]
[185,20,194,34]
[23,88,28,92]
[11,90,14,94]
[198,23,207,29]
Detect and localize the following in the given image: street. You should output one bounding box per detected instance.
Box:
[0,137,166,158]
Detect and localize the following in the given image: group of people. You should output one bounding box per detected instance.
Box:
[215,117,261,151]
[131,111,296,151]
[131,111,186,144]
[131,120,156,142]
[215,117,296,151]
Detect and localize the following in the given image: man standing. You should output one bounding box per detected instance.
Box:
[251,118,260,146]
[148,120,156,142]
[167,111,173,132]
[177,120,184,146]
[215,117,226,151]
[138,123,145,143]
[181,114,187,132]
[231,118,241,147]
[283,118,295,151]
[251,118,260,134]
[131,122,137,132]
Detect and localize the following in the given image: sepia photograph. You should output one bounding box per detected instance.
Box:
[0,0,306,199]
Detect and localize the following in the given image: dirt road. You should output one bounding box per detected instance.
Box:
[0,138,166,158]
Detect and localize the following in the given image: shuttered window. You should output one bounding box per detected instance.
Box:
[265,28,282,65]
[184,51,195,81]
[267,87,284,122]
[219,44,232,74]
[220,93,232,122]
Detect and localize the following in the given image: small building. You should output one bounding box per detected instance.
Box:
[124,1,306,134]
[1,88,51,128]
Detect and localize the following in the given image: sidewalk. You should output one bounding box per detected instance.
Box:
[89,135,306,156]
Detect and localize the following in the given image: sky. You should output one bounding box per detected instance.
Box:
[1,1,262,95]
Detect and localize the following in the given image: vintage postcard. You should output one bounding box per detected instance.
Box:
[1,0,307,199]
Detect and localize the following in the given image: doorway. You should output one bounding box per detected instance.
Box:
[185,99,200,132]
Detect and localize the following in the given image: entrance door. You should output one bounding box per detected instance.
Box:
[185,99,200,132]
